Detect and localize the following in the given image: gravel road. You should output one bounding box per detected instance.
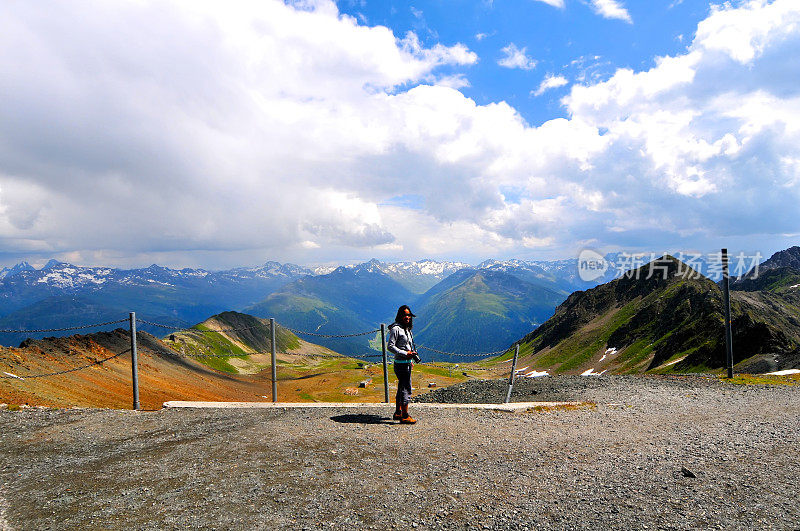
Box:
[1,375,798,530]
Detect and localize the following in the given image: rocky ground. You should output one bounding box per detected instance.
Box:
[1,375,798,529]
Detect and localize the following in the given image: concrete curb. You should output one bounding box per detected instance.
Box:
[162,400,585,411]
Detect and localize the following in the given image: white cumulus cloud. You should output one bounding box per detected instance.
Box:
[0,0,798,268]
[589,0,632,23]
[498,43,538,70]
[0,0,479,267]
[533,74,569,96]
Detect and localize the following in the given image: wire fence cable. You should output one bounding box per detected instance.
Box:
[1,315,513,379]
[283,326,380,338]
[417,344,510,359]
[162,348,352,361]
[0,318,129,334]
[1,349,131,379]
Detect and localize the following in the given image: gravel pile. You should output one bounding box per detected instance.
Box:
[1,376,798,530]
[414,374,722,404]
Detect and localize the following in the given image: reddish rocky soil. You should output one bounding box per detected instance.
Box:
[0,330,468,409]
[0,329,275,410]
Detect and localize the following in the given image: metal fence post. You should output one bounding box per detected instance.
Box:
[505,344,519,404]
[381,323,389,403]
[722,248,734,378]
[270,318,278,402]
[129,312,140,410]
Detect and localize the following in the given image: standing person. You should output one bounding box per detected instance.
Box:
[387,305,418,424]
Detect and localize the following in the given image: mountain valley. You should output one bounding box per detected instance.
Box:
[2,249,799,388]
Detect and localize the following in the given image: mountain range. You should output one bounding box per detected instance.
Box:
[245,258,578,358]
[0,256,599,354]
[8,250,796,369]
[0,260,312,344]
[245,260,415,357]
[411,268,567,359]
[2,245,799,402]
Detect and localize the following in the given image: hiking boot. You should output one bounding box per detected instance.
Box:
[399,404,416,424]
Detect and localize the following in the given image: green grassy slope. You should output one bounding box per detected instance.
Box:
[163,311,319,373]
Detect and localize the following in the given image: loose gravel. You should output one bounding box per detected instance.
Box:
[1,375,798,530]
[414,374,724,404]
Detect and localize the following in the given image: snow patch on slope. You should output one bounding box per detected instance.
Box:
[581,368,607,376]
[525,370,549,378]
[599,347,618,362]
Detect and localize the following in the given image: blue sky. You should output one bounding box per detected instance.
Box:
[0,0,798,270]
[339,0,712,125]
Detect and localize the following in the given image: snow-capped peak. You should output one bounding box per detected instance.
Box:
[5,261,36,278]
[42,259,65,270]
[380,259,471,277]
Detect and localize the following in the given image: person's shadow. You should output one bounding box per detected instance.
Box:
[330,413,394,424]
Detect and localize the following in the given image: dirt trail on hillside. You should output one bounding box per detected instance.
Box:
[1,376,798,530]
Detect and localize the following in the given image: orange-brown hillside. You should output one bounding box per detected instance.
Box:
[0,328,472,409]
[0,329,282,409]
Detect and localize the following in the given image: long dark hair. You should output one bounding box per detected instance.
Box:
[394,305,414,330]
